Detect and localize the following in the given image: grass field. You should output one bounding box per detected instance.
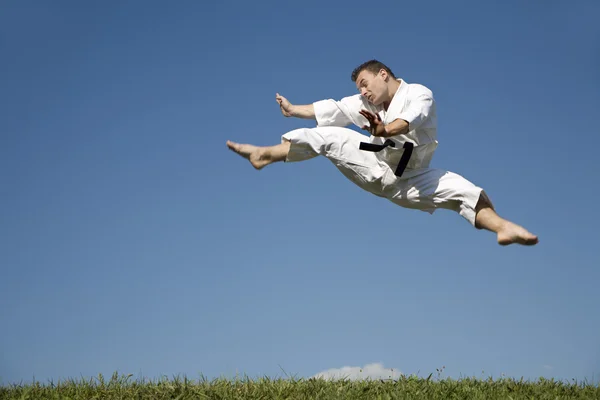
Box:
[1,372,599,399]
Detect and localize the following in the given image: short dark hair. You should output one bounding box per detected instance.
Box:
[351,60,396,82]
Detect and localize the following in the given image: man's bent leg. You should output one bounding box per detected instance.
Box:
[427,171,538,246]
[385,169,538,246]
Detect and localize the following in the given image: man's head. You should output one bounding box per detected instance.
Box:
[351,60,397,106]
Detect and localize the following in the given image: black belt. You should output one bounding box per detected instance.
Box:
[359,139,413,177]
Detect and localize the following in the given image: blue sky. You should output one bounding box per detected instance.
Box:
[1,0,599,385]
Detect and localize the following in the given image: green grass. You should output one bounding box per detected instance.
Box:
[1,372,599,399]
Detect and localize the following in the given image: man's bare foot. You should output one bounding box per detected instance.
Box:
[226,140,270,170]
[497,222,539,246]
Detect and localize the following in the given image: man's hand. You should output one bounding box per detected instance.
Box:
[275,93,316,120]
[359,109,387,137]
[276,93,294,117]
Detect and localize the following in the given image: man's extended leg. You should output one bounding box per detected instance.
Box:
[227,127,389,197]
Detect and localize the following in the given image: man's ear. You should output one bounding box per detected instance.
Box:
[380,69,388,81]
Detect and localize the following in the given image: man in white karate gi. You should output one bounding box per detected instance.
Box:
[226,60,538,246]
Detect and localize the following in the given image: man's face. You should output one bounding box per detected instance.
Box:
[355,69,387,105]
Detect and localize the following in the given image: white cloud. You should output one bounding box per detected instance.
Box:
[543,365,553,370]
[312,363,402,381]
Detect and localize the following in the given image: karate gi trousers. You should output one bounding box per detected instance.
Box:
[282,126,491,226]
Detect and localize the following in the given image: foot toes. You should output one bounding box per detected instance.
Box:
[498,233,539,246]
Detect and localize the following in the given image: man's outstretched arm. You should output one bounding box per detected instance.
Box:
[276,92,375,128]
[276,93,315,119]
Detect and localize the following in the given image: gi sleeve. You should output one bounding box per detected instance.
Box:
[313,94,373,128]
[396,91,434,131]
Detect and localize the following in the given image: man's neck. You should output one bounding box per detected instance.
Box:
[382,79,401,111]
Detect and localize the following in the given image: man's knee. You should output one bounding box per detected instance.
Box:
[474,190,495,229]
[475,190,494,212]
